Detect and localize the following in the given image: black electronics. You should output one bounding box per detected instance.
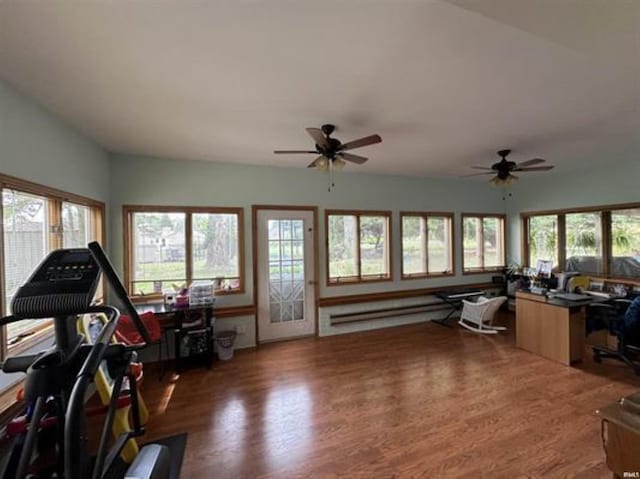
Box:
[11,248,100,319]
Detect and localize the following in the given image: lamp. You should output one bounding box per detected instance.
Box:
[489,173,518,186]
[489,174,517,201]
[315,156,329,171]
[314,155,346,191]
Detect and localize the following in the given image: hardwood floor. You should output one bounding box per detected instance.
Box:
[140,316,639,478]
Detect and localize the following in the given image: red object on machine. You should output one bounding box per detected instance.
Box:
[115,311,161,345]
[5,395,138,438]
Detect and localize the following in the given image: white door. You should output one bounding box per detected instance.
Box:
[257,209,316,342]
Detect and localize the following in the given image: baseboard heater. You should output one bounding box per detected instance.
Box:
[329,301,449,326]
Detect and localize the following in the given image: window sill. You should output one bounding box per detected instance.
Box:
[401,272,455,280]
[327,277,393,287]
[130,287,244,304]
[7,324,54,357]
[462,268,505,276]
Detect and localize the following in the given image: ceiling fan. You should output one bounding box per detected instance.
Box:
[464,149,554,185]
[274,124,382,169]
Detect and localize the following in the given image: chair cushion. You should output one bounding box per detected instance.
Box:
[115,311,161,344]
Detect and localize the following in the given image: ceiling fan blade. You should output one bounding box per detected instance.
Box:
[306,128,329,149]
[513,166,555,172]
[340,134,382,151]
[471,166,494,170]
[461,172,495,177]
[517,158,545,168]
[274,150,318,154]
[338,152,368,164]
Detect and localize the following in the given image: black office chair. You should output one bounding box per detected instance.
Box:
[587,299,640,375]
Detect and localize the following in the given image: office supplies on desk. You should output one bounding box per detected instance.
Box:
[556,272,581,292]
[535,259,553,277]
[567,275,590,293]
[553,292,591,301]
[584,290,614,299]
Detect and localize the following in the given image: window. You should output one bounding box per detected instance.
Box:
[522,203,640,280]
[125,206,244,296]
[565,212,603,275]
[462,214,505,273]
[326,210,391,284]
[1,175,104,355]
[62,202,97,249]
[401,213,453,278]
[527,215,559,269]
[130,212,187,294]
[192,213,240,284]
[611,209,640,278]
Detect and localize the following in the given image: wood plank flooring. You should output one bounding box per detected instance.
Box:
[140,316,639,478]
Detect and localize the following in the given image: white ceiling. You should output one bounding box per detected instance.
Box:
[1,0,639,178]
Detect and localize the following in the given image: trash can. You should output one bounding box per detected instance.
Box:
[215,331,237,360]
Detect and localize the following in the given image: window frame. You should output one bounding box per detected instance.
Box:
[523,213,562,271]
[461,213,506,274]
[400,211,455,279]
[521,201,640,281]
[123,205,245,300]
[0,173,105,359]
[325,209,392,286]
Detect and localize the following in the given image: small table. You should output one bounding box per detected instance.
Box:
[597,393,640,477]
[135,303,215,375]
[434,290,485,327]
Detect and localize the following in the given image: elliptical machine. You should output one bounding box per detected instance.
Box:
[0,242,171,479]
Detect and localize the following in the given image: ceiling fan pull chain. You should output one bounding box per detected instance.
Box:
[333,160,337,190]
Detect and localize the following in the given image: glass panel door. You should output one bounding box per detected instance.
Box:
[268,219,305,324]
[257,210,315,342]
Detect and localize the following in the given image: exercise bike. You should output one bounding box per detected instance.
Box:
[0,242,172,479]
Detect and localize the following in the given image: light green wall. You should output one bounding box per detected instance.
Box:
[0,80,110,202]
[109,154,508,308]
[505,157,640,265]
[0,80,110,387]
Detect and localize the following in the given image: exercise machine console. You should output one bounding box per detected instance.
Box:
[0,243,171,479]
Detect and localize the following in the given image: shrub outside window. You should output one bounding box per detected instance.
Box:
[326,210,391,284]
[462,214,505,273]
[401,213,453,278]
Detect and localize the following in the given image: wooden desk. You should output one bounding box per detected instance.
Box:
[515,291,592,365]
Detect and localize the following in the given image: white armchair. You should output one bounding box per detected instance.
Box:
[458,296,507,334]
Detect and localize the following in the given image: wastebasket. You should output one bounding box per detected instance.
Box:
[215,331,237,360]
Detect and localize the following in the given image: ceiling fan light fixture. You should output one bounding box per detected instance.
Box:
[316,156,329,171]
[489,176,502,187]
[333,157,346,171]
